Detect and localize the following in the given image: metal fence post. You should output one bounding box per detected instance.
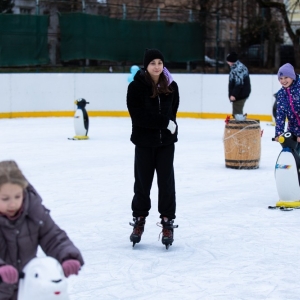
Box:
[35,0,39,15]
[187,9,193,71]
[123,4,126,20]
[260,7,265,67]
[189,9,193,22]
[215,13,220,74]
[186,61,190,72]
[82,0,89,67]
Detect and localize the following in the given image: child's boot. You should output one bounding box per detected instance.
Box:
[129,216,146,247]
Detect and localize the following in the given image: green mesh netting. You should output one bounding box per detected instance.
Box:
[0,14,49,66]
[60,13,204,62]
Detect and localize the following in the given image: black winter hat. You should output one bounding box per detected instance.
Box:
[143,48,164,69]
[226,52,238,63]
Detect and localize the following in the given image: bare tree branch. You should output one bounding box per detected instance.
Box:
[255,0,297,43]
[255,0,300,67]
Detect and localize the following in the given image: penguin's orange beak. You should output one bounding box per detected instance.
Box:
[74,100,78,105]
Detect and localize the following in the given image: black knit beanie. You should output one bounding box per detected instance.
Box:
[226,52,238,63]
[143,48,164,69]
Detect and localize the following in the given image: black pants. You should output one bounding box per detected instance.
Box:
[132,143,176,220]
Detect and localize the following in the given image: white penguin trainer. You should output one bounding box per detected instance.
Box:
[17,256,69,300]
[69,98,89,140]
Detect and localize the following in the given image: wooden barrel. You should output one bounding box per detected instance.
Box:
[223,119,261,169]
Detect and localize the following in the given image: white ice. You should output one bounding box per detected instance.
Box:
[1,116,300,300]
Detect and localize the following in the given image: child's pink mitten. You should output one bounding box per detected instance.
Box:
[62,259,81,277]
[0,265,18,284]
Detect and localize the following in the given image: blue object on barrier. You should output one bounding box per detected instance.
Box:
[127,65,140,83]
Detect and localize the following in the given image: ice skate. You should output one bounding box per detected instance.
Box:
[158,217,178,250]
[129,217,145,247]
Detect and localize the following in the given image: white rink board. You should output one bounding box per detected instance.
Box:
[0,73,282,116]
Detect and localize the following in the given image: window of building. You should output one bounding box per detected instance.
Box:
[20,7,32,14]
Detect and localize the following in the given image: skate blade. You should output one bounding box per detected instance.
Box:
[130,236,141,247]
[162,241,173,250]
[268,205,296,211]
[165,244,171,250]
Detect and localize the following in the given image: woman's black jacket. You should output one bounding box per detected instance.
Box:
[126,70,179,147]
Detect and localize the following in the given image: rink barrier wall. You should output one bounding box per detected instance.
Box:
[0,111,271,121]
[0,73,281,121]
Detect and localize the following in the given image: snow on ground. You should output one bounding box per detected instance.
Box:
[1,117,300,300]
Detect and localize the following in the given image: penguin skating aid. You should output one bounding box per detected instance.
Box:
[68,98,89,140]
[17,257,69,300]
[269,132,300,210]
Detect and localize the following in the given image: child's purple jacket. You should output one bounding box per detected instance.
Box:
[0,184,84,299]
[275,75,300,137]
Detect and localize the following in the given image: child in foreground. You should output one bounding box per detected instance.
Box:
[0,160,84,300]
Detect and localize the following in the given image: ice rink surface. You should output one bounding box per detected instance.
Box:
[1,116,300,300]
